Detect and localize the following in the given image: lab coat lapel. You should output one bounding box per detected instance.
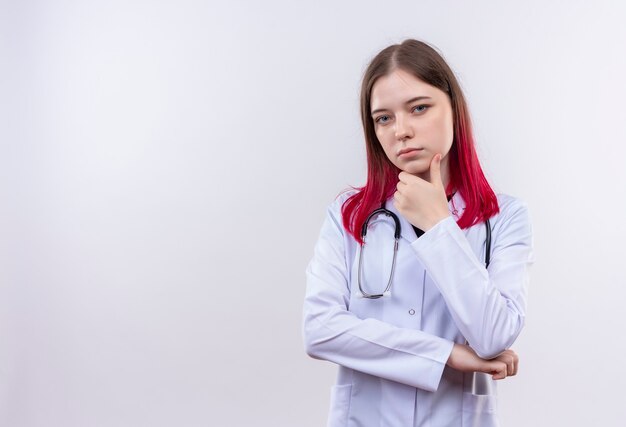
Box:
[384,191,466,243]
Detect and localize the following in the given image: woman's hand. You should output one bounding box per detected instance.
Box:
[446,343,519,380]
[394,153,451,231]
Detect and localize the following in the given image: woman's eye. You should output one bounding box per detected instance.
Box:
[413,105,428,113]
[375,115,390,124]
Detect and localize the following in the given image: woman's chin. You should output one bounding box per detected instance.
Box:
[399,164,428,176]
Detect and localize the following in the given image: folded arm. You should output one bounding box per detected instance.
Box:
[302,202,454,392]
[411,199,535,359]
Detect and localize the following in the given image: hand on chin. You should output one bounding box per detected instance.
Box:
[393,154,450,231]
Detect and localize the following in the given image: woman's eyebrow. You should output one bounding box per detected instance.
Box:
[371,96,433,115]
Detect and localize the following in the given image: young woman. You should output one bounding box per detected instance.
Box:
[302,39,534,427]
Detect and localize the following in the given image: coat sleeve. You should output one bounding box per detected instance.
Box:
[302,199,455,392]
[410,197,535,359]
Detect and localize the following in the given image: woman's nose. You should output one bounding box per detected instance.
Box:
[394,114,413,140]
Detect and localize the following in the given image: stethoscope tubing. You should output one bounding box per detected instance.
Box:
[357,203,492,299]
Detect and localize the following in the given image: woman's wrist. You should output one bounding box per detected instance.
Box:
[424,213,452,232]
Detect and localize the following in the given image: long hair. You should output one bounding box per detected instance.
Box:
[341,39,499,245]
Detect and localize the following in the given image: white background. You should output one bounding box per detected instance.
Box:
[1,1,625,426]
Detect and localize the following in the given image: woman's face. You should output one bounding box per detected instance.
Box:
[370,68,454,185]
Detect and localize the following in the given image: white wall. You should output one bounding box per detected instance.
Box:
[1,1,625,426]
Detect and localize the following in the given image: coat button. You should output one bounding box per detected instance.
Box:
[408,309,415,315]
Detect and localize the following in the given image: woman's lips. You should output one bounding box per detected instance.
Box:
[398,148,424,158]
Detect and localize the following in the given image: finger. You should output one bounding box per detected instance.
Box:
[499,353,515,377]
[507,359,515,376]
[491,362,507,380]
[512,354,519,376]
[399,170,422,184]
[502,350,518,376]
[497,365,507,380]
[398,171,411,183]
[428,153,444,187]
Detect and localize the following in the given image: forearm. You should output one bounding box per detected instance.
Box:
[303,296,454,391]
[411,207,533,359]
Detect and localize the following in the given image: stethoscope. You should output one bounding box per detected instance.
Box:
[357,200,492,299]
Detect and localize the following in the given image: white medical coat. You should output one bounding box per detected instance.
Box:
[303,190,534,427]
